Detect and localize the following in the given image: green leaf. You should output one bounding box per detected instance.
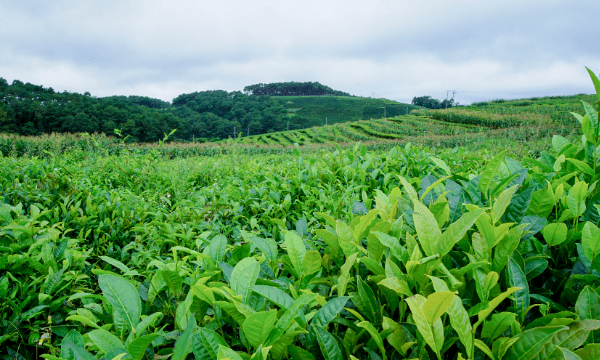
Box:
[230,257,260,299]
[356,276,381,323]
[553,347,583,360]
[284,231,306,278]
[372,231,409,264]
[337,253,357,297]
[551,320,600,352]
[503,326,568,360]
[210,234,228,262]
[586,67,600,107]
[243,310,277,348]
[98,274,141,336]
[493,185,519,225]
[336,221,358,258]
[303,250,322,276]
[65,315,100,329]
[576,343,600,360]
[474,287,520,331]
[482,312,516,341]
[193,328,228,360]
[412,200,441,257]
[217,345,244,360]
[542,223,568,246]
[311,296,350,328]
[128,334,159,360]
[287,345,317,360]
[405,294,443,356]
[503,187,534,223]
[249,236,278,260]
[100,256,131,273]
[479,152,505,194]
[173,313,196,360]
[314,325,344,360]
[582,222,600,263]
[575,286,600,345]
[316,229,340,259]
[507,256,530,322]
[422,291,454,324]
[88,329,125,355]
[61,330,85,360]
[357,321,387,360]
[430,156,452,176]
[378,277,413,297]
[162,270,183,296]
[250,285,294,310]
[438,208,486,257]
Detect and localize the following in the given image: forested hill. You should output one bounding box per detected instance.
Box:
[243,81,351,97]
[0,77,405,142]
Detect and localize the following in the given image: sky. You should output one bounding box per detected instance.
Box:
[1,0,599,105]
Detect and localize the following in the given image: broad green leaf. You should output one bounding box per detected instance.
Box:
[482,312,516,341]
[372,231,409,264]
[311,296,350,327]
[507,256,530,322]
[210,234,228,262]
[357,321,387,360]
[492,224,528,273]
[217,345,244,360]
[353,210,378,243]
[413,200,441,257]
[128,334,159,360]
[60,342,97,360]
[356,276,381,323]
[284,231,306,278]
[162,270,183,296]
[243,310,277,348]
[405,294,443,356]
[430,276,474,358]
[100,256,130,273]
[493,185,519,225]
[474,287,521,331]
[88,329,125,355]
[287,345,317,360]
[438,208,486,256]
[552,347,582,360]
[173,313,196,360]
[503,326,568,360]
[551,320,600,352]
[378,277,413,297]
[65,315,100,329]
[474,339,495,360]
[303,250,322,276]
[552,135,572,153]
[336,221,358,258]
[575,343,600,360]
[98,274,141,335]
[542,223,568,246]
[422,291,454,324]
[503,187,534,223]
[479,152,505,194]
[430,156,452,176]
[582,222,600,263]
[314,325,344,360]
[575,287,600,343]
[268,330,307,359]
[315,229,340,259]
[61,330,85,360]
[193,328,228,360]
[250,285,294,310]
[230,257,260,299]
[249,236,278,260]
[337,253,357,296]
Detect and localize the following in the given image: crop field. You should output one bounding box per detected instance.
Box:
[1,72,600,360]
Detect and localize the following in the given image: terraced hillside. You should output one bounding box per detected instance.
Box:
[275,96,419,127]
[233,93,593,148]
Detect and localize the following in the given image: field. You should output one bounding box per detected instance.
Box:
[1,73,600,359]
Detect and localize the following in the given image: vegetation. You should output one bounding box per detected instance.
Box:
[0,69,599,360]
[412,96,456,110]
[243,82,351,97]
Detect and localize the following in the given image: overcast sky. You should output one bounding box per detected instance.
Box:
[1,0,599,105]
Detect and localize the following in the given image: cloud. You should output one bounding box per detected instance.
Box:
[1,0,599,104]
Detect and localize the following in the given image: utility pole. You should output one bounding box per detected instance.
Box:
[287,121,289,131]
[192,134,194,143]
[325,117,328,126]
[234,126,236,137]
[247,125,249,136]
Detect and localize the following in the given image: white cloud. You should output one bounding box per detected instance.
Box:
[0,0,598,104]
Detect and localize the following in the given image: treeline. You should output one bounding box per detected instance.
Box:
[0,79,294,142]
[243,81,351,97]
[411,95,457,109]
